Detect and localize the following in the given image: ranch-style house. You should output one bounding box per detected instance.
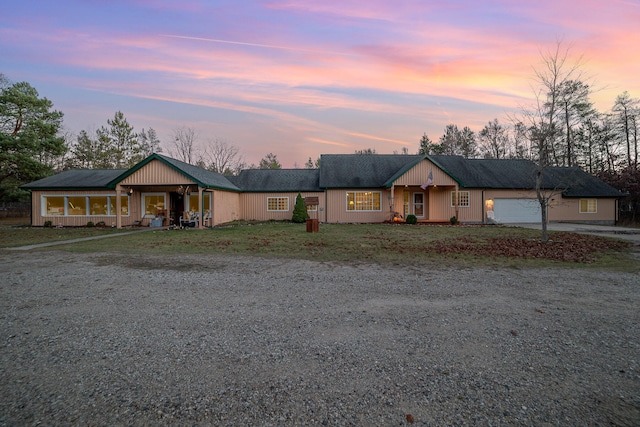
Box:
[22,153,623,228]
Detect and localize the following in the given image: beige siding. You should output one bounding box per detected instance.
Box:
[425,187,482,222]
[325,189,392,223]
[239,192,325,222]
[394,159,457,186]
[122,159,195,185]
[549,198,617,223]
[211,190,240,226]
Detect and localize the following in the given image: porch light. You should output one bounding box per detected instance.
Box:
[485,199,494,210]
[127,187,133,195]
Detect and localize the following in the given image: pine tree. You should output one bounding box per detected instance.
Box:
[292,193,308,223]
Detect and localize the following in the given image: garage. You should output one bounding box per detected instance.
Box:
[493,199,541,223]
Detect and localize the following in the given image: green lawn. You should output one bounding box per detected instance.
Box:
[1,221,634,271]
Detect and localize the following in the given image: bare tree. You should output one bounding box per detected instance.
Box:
[478,119,508,159]
[517,42,585,241]
[612,91,640,169]
[202,138,245,175]
[170,126,197,164]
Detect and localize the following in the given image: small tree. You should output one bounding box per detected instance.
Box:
[292,193,308,223]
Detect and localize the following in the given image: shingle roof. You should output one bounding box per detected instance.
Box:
[545,167,623,197]
[228,169,320,192]
[319,154,424,188]
[21,154,623,199]
[21,169,127,190]
[430,156,538,188]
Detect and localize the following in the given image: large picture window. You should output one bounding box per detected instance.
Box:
[451,191,470,207]
[143,193,166,218]
[42,195,129,216]
[267,197,289,211]
[579,199,597,213]
[44,196,65,216]
[346,191,381,211]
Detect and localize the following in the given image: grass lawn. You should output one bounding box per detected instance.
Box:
[1,220,634,271]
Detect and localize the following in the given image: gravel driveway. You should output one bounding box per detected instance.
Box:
[1,251,638,426]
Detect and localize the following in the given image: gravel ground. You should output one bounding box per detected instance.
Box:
[1,251,639,426]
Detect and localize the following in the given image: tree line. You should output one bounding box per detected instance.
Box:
[1,46,638,224]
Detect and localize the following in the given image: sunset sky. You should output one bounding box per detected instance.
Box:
[2,0,639,167]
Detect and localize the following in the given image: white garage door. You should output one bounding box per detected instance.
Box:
[493,199,541,223]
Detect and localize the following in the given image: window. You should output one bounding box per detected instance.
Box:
[267,197,289,211]
[44,196,65,216]
[89,196,108,215]
[187,193,211,213]
[346,191,381,211]
[68,196,87,215]
[42,195,129,216]
[579,199,597,213]
[119,195,130,216]
[451,191,470,207]
[143,193,166,218]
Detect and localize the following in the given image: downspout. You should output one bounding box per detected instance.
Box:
[324,190,328,223]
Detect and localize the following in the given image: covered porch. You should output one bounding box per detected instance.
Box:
[114,183,212,229]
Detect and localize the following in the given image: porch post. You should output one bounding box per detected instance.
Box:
[115,184,122,229]
[198,187,203,229]
[389,186,395,221]
[454,184,459,220]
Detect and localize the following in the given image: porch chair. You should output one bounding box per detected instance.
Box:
[179,211,198,228]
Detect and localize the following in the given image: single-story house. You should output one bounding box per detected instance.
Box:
[21,153,623,228]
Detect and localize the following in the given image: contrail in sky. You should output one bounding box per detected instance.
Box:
[162,34,355,56]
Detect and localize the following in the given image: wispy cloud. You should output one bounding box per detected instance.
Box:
[161,34,355,57]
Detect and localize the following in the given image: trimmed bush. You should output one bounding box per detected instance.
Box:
[291,193,309,223]
[450,216,458,225]
[406,214,418,224]
[86,221,95,227]
[43,220,52,228]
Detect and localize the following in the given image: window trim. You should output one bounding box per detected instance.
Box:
[579,198,597,214]
[142,192,167,218]
[267,196,290,212]
[41,194,130,217]
[346,191,382,212]
[451,191,470,208]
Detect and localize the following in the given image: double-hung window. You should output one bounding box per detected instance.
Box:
[579,199,597,213]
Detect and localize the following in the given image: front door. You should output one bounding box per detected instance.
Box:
[413,193,424,217]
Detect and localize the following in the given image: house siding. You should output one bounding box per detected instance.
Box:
[549,197,617,223]
[212,190,241,226]
[121,159,195,185]
[239,192,325,222]
[325,189,392,223]
[393,159,458,187]
[426,187,483,222]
